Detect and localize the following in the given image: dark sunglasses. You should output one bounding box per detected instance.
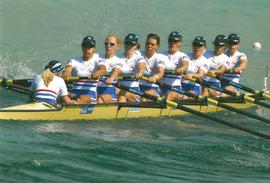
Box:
[105,41,116,46]
[125,41,136,46]
[82,42,95,48]
[228,41,238,45]
[192,42,204,47]
[168,39,180,43]
[214,43,226,47]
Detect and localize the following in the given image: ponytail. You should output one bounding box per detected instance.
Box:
[42,68,54,87]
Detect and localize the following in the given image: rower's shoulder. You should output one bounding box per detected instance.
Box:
[203,50,214,59]
[68,56,83,63]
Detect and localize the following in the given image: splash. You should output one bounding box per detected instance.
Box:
[0,55,36,79]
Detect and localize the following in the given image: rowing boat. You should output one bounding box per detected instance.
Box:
[0,97,256,121]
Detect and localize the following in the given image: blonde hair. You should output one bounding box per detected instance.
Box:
[106,34,122,45]
[42,68,54,87]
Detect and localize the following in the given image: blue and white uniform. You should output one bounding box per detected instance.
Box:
[119,50,145,90]
[182,53,210,95]
[139,52,166,94]
[32,75,68,104]
[67,53,100,103]
[203,50,230,88]
[224,50,247,83]
[160,50,190,95]
[97,55,122,101]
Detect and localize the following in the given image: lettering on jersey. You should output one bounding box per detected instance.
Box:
[203,64,209,71]
[158,60,165,65]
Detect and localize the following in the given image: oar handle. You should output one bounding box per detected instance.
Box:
[141,76,208,104]
[67,75,136,82]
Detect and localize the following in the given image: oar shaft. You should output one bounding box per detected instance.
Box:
[99,78,270,140]
[192,77,270,109]
[218,76,270,100]
[146,77,270,124]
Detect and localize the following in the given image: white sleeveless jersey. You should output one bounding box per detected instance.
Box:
[182,54,209,95]
[32,75,68,103]
[118,50,145,88]
[67,54,100,92]
[98,55,123,74]
[98,55,123,87]
[120,50,145,74]
[225,50,247,69]
[186,53,210,74]
[161,50,190,71]
[224,50,247,83]
[159,51,189,87]
[204,50,230,70]
[142,52,166,75]
[203,50,230,83]
[140,52,166,88]
[67,53,100,77]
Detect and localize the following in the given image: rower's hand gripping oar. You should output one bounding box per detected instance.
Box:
[99,77,270,140]
[142,76,270,124]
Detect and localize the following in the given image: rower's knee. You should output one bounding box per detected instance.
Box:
[76,94,91,104]
[97,94,113,103]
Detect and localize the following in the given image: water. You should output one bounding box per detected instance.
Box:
[1,0,270,182]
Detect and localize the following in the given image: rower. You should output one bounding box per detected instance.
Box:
[202,34,230,97]
[31,60,73,104]
[160,31,189,101]
[139,33,166,100]
[107,33,145,102]
[62,35,100,104]
[97,34,122,103]
[223,33,248,94]
[182,36,210,96]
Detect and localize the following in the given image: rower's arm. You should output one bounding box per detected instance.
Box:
[105,67,121,85]
[62,95,74,104]
[92,65,106,79]
[234,59,248,73]
[176,60,189,75]
[62,65,73,81]
[148,66,165,83]
[208,65,227,76]
[136,62,146,79]
[193,69,206,79]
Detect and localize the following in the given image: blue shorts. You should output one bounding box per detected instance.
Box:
[203,80,221,88]
[139,85,159,96]
[181,82,201,96]
[97,86,117,101]
[160,85,182,96]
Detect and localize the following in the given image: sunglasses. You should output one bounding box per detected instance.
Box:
[228,41,238,45]
[125,41,136,46]
[168,39,180,43]
[82,42,95,48]
[192,42,204,47]
[214,43,226,47]
[104,41,116,46]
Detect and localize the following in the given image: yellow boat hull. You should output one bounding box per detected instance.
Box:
[0,101,256,121]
